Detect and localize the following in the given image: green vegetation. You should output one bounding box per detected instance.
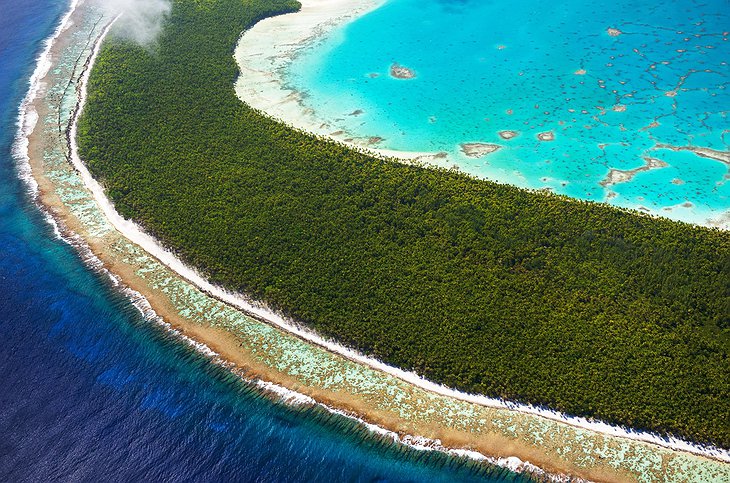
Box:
[78,0,730,447]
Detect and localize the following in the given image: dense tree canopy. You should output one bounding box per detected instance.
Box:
[78,0,730,447]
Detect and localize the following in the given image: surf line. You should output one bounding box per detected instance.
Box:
[14,0,81,195]
[48,0,730,465]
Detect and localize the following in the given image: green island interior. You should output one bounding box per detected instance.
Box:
[78,0,730,448]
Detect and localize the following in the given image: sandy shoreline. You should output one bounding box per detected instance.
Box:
[16,0,730,481]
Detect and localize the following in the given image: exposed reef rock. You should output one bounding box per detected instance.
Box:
[460,143,501,158]
[389,63,416,79]
[498,130,519,140]
[537,131,555,141]
[600,157,669,187]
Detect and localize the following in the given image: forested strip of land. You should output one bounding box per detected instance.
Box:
[78,0,730,447]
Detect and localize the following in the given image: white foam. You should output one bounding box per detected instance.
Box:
[254,380,317,406]
[230,377,568,478]
[322,406,573,481]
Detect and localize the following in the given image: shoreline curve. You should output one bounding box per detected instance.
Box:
[72,7,730,463]
[16,0,730,481]
[233,0,455,168]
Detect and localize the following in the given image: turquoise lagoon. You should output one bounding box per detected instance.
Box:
[285,0,729,225]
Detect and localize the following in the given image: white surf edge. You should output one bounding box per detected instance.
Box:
[113,292,566,481]
[38,233,561,481]
[13,0,82,197]
[251,380,570,482]
[19,0,730,466]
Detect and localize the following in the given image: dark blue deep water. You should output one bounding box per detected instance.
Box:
[0,1,526,480]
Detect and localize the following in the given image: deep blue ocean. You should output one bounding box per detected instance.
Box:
[0,1,529,480]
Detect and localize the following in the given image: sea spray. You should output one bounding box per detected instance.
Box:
[99,0,171,45]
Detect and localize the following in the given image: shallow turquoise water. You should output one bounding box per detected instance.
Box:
[286,0,730,224]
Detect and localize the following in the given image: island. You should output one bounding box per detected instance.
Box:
[23,0,730,480]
